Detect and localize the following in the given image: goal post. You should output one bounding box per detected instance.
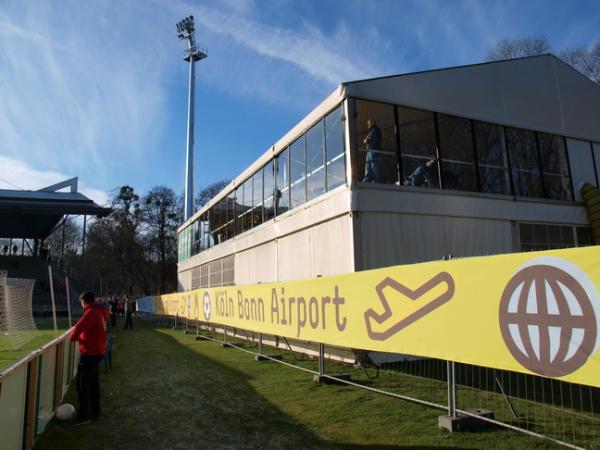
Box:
[0,270,39,351]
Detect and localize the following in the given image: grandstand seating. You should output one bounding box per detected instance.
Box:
[0,256,81,315]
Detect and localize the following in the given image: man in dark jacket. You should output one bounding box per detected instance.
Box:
[69,291,109,424]
[362,118,383,183]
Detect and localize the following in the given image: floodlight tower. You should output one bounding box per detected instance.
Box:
[177,15,207,221]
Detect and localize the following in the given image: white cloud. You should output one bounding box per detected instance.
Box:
[0,2,169,185]
[0,156,108,206]
[166,0,392,106]
[193,6,374,84]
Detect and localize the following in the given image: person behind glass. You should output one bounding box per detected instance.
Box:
[109,296,118,328]
[362,118,382,183]
[69,291,109,424]
[404,155,438,188]
[123,295,134,330]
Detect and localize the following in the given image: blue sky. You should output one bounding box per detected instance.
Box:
[0,0,599,206]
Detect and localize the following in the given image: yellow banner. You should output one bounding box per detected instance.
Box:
[155,247,600,388]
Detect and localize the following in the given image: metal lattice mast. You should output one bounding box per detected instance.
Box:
[177,16,207,221]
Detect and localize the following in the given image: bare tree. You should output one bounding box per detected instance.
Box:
[45,217,81,267]
[487,36,600,86]
[486,37,551,61]
[195,179,230,210]
[142,186,180,293]
[84,185,150,295]
[560,42,600,84]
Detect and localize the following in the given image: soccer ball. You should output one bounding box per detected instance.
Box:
[56,403,76,421]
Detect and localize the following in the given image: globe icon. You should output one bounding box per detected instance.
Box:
[203,291,211,321]
[499,262,597,377]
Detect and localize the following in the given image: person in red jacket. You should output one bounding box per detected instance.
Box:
[69,291,109,424]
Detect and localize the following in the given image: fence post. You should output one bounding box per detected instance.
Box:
[47,265,57,332]
[258,332,263,355]
[319,343,325,377]
[222,326,229,347]
[447,360,456,418]
[65,276,72,327]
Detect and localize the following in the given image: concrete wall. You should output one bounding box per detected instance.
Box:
[352,186,589,270]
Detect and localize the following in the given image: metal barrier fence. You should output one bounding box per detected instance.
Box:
[0,330,79,450]
[149,313,600,450]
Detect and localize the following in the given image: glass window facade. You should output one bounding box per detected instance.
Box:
[264,160,275,222]
[353,99,578,203]
[325,106,346,191]
[252,169,264,227]
[437,114,477,192]
[356,100,398,184]
[538,133,572,201]
[306,120,326,201]
[178,94,592,263]
[398,106,440,188]
[505,127,543,198]
[474,121,510,195]
[178,103,347,262]
[275,148,290,216]
[290,136,306,209]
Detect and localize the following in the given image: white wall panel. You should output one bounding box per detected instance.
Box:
[234,241,277,286]
[442,217,513,258]
[177,269,192,292]
[358,213,512,270]
[309,216,353,278]
[277,229,310,281]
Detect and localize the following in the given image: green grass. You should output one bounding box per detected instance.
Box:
[0,318,72,371]
[31,320,570,450]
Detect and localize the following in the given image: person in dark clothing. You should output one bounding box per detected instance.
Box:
[123,295,134,330]
[109,297,118,328]
[362,118,383,183]
[404,156,438,187]
[69,291,109,424]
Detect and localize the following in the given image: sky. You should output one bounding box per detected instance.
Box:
[1,0,599,206]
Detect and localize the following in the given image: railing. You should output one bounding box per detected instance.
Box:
[141,245,600,449]
[0,329,78,450]
[147,317,599,450]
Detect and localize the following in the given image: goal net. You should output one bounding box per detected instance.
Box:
[0,270,39,351]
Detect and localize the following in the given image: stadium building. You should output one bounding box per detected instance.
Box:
[176,54,600,292]
[0,178,111,313]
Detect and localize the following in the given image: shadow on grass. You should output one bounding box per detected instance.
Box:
[33,320,557,450]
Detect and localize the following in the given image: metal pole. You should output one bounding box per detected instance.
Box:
[61,216,66,266]
[65,276,72,327]
[447,360,456,418]
[259,332,263,355]
[184,56,196,221]
[48,265,58,332]
[318,343,325,377]
[81,214,87,275]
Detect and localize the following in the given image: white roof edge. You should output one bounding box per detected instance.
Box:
[179,85,346,231]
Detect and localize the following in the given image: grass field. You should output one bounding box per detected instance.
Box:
[31,319,566,450]
[0,317,72,371]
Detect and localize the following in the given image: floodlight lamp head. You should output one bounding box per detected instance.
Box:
[176,15,196,39]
